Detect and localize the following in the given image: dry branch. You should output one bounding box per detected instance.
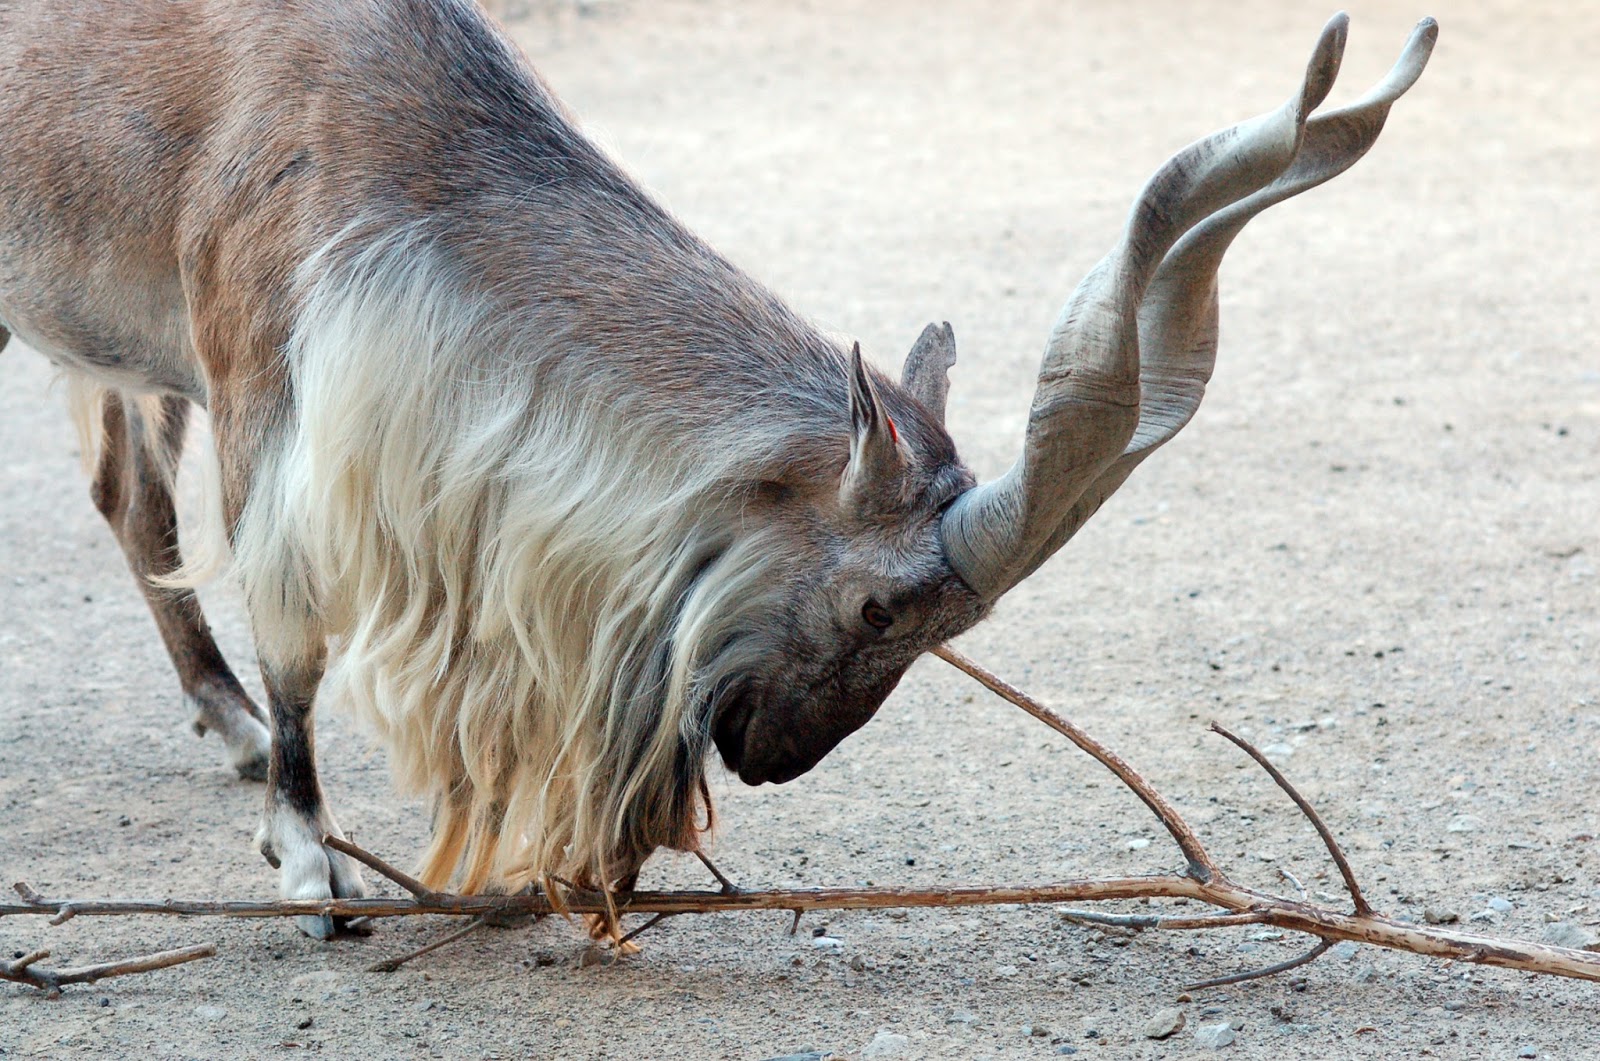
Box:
[6,646,1600,992]
[0,943,215,997]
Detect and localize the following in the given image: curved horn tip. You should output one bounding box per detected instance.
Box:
[1299,13,1350,119]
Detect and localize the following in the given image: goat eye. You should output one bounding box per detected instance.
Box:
[861,600,894,631]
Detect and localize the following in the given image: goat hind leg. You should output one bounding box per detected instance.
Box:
[90,392,271,779]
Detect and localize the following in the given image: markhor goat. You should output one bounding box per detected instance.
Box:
[0,1,1433,938]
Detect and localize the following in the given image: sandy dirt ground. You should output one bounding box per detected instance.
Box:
[3,1,1598,1057]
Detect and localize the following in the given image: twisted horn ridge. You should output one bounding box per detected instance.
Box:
[941,14,1436,601]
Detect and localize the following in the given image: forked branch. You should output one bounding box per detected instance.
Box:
[0,943,215,997]
[6,647,1600,991]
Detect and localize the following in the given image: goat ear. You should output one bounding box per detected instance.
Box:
[901,321,956,423]
[841,342,907,508]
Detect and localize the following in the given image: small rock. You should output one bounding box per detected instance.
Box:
[1544,922,1600,951]
[993,963,1019,978]
[1488,897,1514,913]
[1056,1049,1078,1057]
[1443,1000,1467,1012]
[946,1011,977,1026]
[192,1005,228,1021]
[760,1053,829,1061]
[1195,1022,1237,1048]
[811,936,844,952]
[1447,815,1482,833]
[1330,941,1360,961]
[848,955,867,972]
[1022,1023,1051,1037]
[1518,1048,1537,1059]
[1126,838,1151,851]
[1424,908,1460,925]
[1261,743,1294,761]
[861,1030,909,1059]
[1228,1019,1245,1030]
[287,970,343,1002]
[1143,1008,1185,1040]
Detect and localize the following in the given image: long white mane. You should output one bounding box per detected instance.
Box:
[231,225,792,893]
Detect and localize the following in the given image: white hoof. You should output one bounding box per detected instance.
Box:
[255,805,367,939]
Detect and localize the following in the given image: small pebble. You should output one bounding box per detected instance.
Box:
[993,963,1019,978]
[1488,897,1514,913]
[1195,1022,1237,1048]
[1022,1023,1050,1037]
[849,955,867,972]
[1056,1049,1078,1057]
[1447,815,1482,833]
[1424,908,1460,925]
[296,1016,314,1029]
[1126,838,1151,851]
[1518,1048,1537,1059]
[811,936,844,952]
[1142,1007,1186,1040]
[192,1005,228,1021]
[946,1011,977,1026]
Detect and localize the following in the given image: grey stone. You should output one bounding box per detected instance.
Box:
[1423,907,1459,924]
[1447,815,1482,833]
[861,1030,909,1059]
[1142,1008,1185,1040]
[1518,1048,1537,1059]
[811,935,844,951]
[1488,897,1514,913]
[192,1005,227,1021]
[1330,941,1360,961]
[760,1054,830,1061]
[1195,1022,1236,1048]
[1544,921,1600,951]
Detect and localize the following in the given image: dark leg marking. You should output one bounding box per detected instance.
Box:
[255,653,368,940]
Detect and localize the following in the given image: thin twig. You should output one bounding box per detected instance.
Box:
[367,918,487,973]
[695,851,739,894]
[933,645,1218,881]
[617,912,672,948]
[1279,867,1308,902]
[1186,939,1334,991]
[1,944,216,997]
[1209,722,1372,915]
[324,834,438,901]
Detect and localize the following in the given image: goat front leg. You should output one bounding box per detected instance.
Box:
[253,647,369,940]
[208,393,368,939]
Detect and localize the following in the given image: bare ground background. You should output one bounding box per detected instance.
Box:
[2,0,1597,1057]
